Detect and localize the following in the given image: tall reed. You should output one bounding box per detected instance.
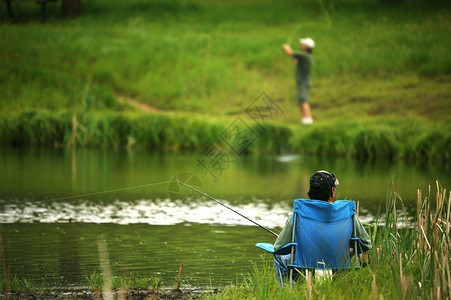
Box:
[415,183,451,299]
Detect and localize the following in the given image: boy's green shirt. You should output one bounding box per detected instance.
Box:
[293,51,312,86]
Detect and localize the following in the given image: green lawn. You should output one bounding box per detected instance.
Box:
[1,0,450,124]
[1,0,450,160]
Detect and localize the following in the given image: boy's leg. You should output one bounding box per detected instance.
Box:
[296,85,313,124]
[300,103,312,118]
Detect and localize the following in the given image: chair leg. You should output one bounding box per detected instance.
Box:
[289,213,297,288]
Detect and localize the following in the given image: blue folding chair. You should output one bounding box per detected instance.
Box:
[256,199,363,285]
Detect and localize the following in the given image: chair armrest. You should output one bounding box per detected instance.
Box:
[255,242,297,255]
[255,242,275,253]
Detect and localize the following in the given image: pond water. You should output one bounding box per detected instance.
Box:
[0,147,449,289]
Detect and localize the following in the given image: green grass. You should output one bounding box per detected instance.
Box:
[1,0,450,125]
[0,274,48,293]
[1,0,450,160]
[104,274,162,291]
[1,272,162,293]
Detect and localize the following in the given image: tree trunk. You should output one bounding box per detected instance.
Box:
[61,0,81,18]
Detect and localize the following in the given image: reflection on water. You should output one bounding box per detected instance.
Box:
[1,223,270,289]
[0,147,450,289]
[0,198,292,226]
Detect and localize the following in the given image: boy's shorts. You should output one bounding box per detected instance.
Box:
[296,84,310,104]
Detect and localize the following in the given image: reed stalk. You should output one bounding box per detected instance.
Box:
[177,260,183,290]
[413,182,451,299]
[0,229,9,300]
[371,274,377,300]
[305,270,312,300]
[97,236,113,300]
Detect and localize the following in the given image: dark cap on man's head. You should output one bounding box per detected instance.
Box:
[310,170,339,189]
[307,170,339,201]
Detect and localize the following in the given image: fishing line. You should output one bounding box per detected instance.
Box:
[176,180,279,237]
[11,179,279,238]
[285,0,332,45]
[32,180,176,204]
[316,0,332,28]
[286,23,304,45]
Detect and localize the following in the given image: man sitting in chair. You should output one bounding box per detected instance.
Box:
[273,170,372,284]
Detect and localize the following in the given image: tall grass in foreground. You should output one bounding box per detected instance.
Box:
[203,182,451,299]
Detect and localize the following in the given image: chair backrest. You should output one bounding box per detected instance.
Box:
[291,199,356,269]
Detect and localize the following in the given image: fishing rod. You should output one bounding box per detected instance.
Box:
[176,180,279,237]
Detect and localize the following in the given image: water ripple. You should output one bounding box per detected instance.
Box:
[0,198,406,227]
[0,198,292,227]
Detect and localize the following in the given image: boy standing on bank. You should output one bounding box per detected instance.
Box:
[282,38,315,125]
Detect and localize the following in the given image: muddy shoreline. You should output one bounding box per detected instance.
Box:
[1,288,218,300]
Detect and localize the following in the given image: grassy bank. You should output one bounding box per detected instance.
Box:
[202,182,451,299]
[1,0,450,125]
[1,110,450,162]
[0,272,161,293]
